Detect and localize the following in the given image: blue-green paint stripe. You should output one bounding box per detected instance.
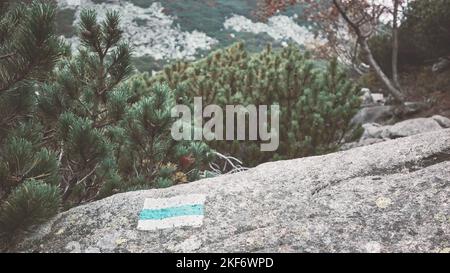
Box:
[139,204,204,220]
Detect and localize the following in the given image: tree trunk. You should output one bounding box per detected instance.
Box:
[392,0,401,88]
[331,0,405,103]
[361,39,405,103]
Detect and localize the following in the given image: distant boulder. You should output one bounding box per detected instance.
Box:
[351,105,396,126]
[432,115,450,128]
[388,118,443,138]
[432,57,450,73]
[344,116,448,150]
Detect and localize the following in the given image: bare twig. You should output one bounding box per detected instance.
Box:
[0,52,14,60]
[75,164,99,186]
[209,152,249,175]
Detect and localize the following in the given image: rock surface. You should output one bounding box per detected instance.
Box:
[56,0,320,62]
[389,118,443,138]
[351,105,397,126]
[58,0,218,60]
[15,130,450,253]
[359,88,386,107]
[351,102,431,127]
[433,115,450,128]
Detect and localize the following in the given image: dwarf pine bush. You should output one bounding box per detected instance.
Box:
[0,1,65,241]
[149,43,361,166]
[0,179,61,237]
[37,9,214,207]
[1,2,214,242]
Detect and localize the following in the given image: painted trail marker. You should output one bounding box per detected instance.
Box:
[137,194,206,231]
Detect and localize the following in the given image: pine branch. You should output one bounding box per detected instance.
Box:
[0,57,37,93]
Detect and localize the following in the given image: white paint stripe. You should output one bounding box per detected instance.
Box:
[137,215,204,231]
[142,194,206,210]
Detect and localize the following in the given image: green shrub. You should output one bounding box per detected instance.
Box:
[150,43,361,166]
[0,180,61,237]
[113,79,215,191]
[0,1,65,241]
[1,2,214,242]
[37,11,214,206]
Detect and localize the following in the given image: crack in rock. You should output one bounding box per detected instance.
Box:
[311,148,450,196]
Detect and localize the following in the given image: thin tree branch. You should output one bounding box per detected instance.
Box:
[0,52,14,60]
